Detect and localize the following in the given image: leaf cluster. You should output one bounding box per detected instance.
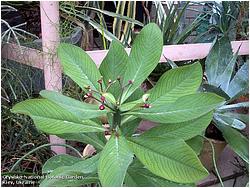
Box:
[11,23,225,186]
[202,35,249,164]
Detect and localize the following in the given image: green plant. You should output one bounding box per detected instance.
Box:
[210,2,240,38]
[148,2,207,86]
[195,1,245,42]
[154,1,206,45]
[201,35,249,164]
[1,60,53,182]
[11,23,224,186]
[60,1,143,48]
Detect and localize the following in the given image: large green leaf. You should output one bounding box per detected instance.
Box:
[40,154,100,187]
[142,112,213,140]
[99,40,128,99]
[216,122,249,163]
[148,62,202,106]
[11,99,105,134]
[121,23,163,103]
[125,160,194,187]
[227,62,249,98]
[205,36,233,87]
[186,136,204,156]
[42,154,82,174]
[57,133,105,151]
[126,93,224,123]
[127,136,208,183]
[57,43,102,91]
[40,90,108,119]
[98,134,133,186]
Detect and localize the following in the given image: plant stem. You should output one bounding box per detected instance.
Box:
[90,89,101,95]
[112,109,121,130]
[105,80,117,93]
[99,14,107,50]
[98,82,103,93]
[116,78,123,105]
[146,78,155,87]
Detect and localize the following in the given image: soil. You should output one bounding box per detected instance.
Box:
[205,123,225,141]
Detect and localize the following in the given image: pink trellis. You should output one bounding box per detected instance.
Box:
[40,1,66,154]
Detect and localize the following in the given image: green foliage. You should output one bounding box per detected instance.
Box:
[142,112,213,140]
[40,90,109,119]
[57,43,102,91]
[120,116,141,137]
[148,62,202,106]
[12,23,225,186]
[227,62,249,98]
[203,35,249,163]
[60,1,142,47]
[57,132,106,152]
[99,40,128,99]
[127,93,224,124]
[40,154,100,186]
[124,159,195,187]
[1,60,53,178]
[149,1,208,85]
[121,23,163,103]
[11,99,105,134]
[205,36,234,89]
[154,1,205,45]
[186,136,204,156]
[42,154,82,174]
[215,122,249,163]
[127,136,208,183]
[195,2,247,42]
[98,134,133,186]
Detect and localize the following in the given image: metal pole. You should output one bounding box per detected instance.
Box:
[40,1,66,154]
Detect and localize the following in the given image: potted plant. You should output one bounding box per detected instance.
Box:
[200,35,249,170]
[11,23,224,186]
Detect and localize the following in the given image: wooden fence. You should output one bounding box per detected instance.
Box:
[2,40,249,71]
